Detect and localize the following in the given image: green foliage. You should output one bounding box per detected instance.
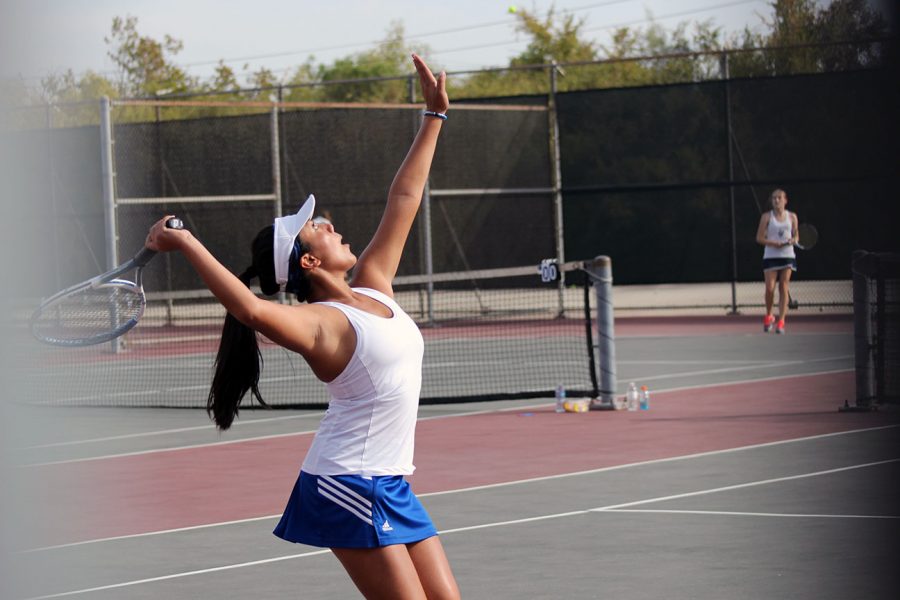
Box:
[15,1,890,117]
[453,6,727,97]
[282,22,423,103]
[727,0,889,77]
[105,15,195,97]
[511,6,596,65]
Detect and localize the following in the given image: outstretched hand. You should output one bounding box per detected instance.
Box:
[412,53,449,114]
[145,215,190,252]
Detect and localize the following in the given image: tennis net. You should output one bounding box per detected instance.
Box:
[21,262,599,408]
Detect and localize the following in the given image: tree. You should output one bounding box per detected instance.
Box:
[454,6,597,99]
[40,70,119,104]
[105,15,195,97]
[244,66,279,99]
[208,61,239,93]
[729,0,889,76]
[511,6,597,65]
[284,22,426,103]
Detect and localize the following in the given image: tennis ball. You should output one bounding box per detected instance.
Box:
[508,5,517,14]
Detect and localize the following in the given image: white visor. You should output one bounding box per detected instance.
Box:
[273,194,315,290]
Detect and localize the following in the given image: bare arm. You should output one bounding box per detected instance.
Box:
[351,54,449,294]
[755,212,771,246]
[145,218,321,354]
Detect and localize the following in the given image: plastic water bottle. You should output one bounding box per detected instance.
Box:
[626,382,639,411]
[639,385,650,411]
[555,385,566,413]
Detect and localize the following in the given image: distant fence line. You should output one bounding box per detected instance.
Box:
[3,50,897,313]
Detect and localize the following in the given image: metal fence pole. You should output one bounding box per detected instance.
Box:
[271,105,285,304]
[549,62,566,317]
[585,256,616,409]
[721,52,739,315]
[155,104,175,311]
[46,104,61,292]
[99,96,121,353]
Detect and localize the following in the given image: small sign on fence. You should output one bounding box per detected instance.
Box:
[539,258,560,283]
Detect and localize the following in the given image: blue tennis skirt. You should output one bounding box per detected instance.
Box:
[762,257,797,272]
[273,471,438,549]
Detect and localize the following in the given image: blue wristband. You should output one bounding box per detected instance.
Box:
[423,110,448,120]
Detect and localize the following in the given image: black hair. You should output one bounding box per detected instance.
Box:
[207,225,312,430]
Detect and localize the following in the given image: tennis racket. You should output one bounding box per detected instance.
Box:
[30,218,184,347]
[795,223,818,250]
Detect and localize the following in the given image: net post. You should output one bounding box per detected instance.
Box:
[99,96,122,354]
[548,62,566,317]
[584,255,617,410]
[850,250,875,410]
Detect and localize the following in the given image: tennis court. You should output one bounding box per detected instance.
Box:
[8,315,899,599]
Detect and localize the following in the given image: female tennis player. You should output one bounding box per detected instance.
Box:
[756,188,798,334]
[145,53,459,600]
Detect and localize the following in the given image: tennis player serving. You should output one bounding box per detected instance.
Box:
[145,53,459,600]
[756,188,798,334]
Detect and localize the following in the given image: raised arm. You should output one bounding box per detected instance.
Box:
[351,53,449,294]
[145,217,321,354]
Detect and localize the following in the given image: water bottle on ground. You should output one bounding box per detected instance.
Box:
[555,385,566,413]
[639,385,650,411]
[626,382,639,411]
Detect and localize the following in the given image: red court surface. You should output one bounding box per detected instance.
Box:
[27,368,896,548]
[613,314,851,336]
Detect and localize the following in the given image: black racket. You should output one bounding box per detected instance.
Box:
[795,223,818,250]
[30,218,184,347]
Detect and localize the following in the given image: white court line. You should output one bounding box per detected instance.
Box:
[618,359,774,365]
[24,420,897,552]
[635,354,851,384]
[21,412,328,450]
[617,330,850,340]
[23,549,332,600]
[23,456,899,599]
[591,458,900,511]
[21,429,320,467]
[605,508,900,519]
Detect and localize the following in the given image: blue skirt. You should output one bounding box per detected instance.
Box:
[273,471,438,549]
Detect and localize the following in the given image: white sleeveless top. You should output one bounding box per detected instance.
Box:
[301,288,424,476]
[763,210,795,259]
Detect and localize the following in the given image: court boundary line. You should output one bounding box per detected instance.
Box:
[23,457,898,600]
[604,508,900,519]
[21,412,328,450]
[22,366,853,467]
[25,417,895,553]
[23,549,332,600]
[635,354,851,384]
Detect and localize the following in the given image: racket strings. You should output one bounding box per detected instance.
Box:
[32,284,144,343]
[797,224,818,249]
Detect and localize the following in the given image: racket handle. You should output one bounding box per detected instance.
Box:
[132,218,183,266]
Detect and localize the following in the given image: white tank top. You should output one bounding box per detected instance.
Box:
[763,210,795,259]
[301,287,424,476]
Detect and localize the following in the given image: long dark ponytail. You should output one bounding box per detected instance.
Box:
[207,226,311,430]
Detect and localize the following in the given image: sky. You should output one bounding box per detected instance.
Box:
[1,0,791,83]
[1,0,890,86]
